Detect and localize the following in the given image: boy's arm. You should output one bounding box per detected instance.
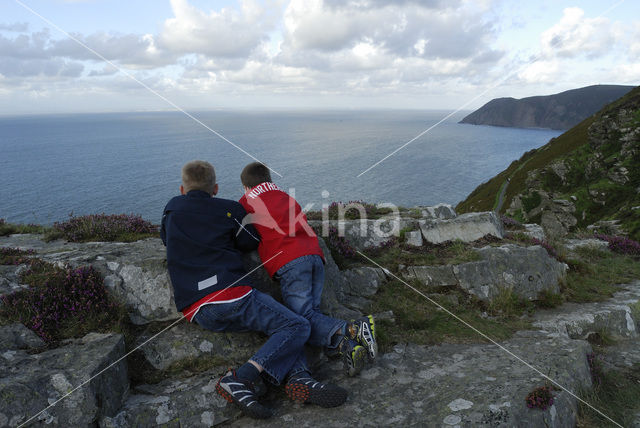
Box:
[232,203,260,251]
[160,211,168,246]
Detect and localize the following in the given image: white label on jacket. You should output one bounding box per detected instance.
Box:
[198,274,218,291]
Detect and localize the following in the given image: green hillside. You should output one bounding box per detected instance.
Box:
[457,85,640,240]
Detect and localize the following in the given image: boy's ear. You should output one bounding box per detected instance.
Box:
[180,185,185,195]
[212,183,219,196]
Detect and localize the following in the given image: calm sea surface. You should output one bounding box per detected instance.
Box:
[0,110,561,225]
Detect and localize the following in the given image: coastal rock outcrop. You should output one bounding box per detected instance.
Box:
[0,333,128,427]
[402,244,566,302]
[459,84,634,130]
[419,212,504,245]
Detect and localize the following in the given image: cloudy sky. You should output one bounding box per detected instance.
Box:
[1,0,639,115]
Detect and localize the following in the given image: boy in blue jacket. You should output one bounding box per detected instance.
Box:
[161,160,347,419]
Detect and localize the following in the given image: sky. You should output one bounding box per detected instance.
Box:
[1,0,639,115]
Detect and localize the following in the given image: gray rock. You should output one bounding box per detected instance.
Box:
[232,332,592,427]
[532,285,640,340]
[400,265,458,290]
[136,323,263,371]
[336,219,399,250]
[563,238,609,253]
[0,265,28,296]
[418,203,457,220]
[454,245,566,301]
[0,323,45,351]
[453,260,497,300]
[310,217,422,251]
[586,220,625,236]
[404,230,423,247]
[419,212,504,245]
[343,267,387,298]
[599,338,640,372]
[540,199,577,238]
[100,371,241,427]
[0,333,128,427]
[339,267,388,312]
[522,224,545,241]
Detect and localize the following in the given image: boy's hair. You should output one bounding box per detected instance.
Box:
[241,162,272,188]
[181,160,216,194]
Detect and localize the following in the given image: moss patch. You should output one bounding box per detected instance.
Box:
[578,363,640,427]
[0,221,49,237]
[562,246,640,303]
[368,280,530,350]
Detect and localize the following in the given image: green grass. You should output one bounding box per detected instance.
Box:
[368,280,530,350]
[632,301,640,322]
[487,288,533,318]
[577,363,640,427]
[562,246,640,303]
[535,289,565,309]
[0,222,49,236]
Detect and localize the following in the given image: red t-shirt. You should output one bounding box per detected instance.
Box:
[239,182,324,277]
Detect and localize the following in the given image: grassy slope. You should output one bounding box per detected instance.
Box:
[457,86,640,219]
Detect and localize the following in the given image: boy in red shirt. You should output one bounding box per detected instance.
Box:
[239,162,378,376]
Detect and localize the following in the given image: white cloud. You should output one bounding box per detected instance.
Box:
[279,0,503,74]
[51,32,176,69]
[0,22,29,32]
[159,0,272,58]
[540,7,615,59]
[517,59,560,84]
[629,21,640,60]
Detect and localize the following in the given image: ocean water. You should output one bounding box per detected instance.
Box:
[0,110,561,225]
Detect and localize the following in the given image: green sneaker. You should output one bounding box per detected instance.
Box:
[347,315,378,362]
[339,338,366,376]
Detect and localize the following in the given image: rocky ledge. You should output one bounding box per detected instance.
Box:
[1,207,639,427]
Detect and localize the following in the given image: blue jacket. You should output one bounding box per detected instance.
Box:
[161,190,260,311]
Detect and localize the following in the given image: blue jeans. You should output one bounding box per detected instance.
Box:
[193,289,309,385]
[276,255,346,348]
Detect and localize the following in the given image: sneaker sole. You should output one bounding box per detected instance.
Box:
[285,382,311,403]
[286,383,347,408]
[216,379,272,419]
[359,316,378,362]
[346,345,367,377]
[216,382,234,403]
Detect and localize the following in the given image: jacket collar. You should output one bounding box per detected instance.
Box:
[186,190,212,198]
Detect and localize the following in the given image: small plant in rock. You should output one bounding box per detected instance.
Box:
[525,385,555,410]
[0,260,125,343]
[594,234,640,256]
[501,215,524,230]
[323,226,358,269]
[529,238,560,260]
[46,213,158,243]
[326,226,357,258]
[361,237,398,257]
[0,247,35,265]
